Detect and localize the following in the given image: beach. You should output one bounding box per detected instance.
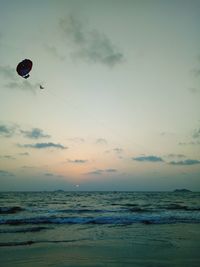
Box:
[1,224,200,267]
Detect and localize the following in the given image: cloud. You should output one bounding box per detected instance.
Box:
[179,141,200,145]
[0,155,16,160]
[167,154,186,158]
[44,172,54,176]
[18,152,30,156]
[113,148,123,154]
[37,172,65,178]
[133,155,164,162]
[105,169,117,173]
[188,88,200,94]
[0,170,15,177]
[68,159,88,164]
[87,170,103,175]
[45,44,65,60]
[60,15,124,67]
[191,57,200,78]
[169,159,200,166]
[44,172,65,178]
[160,131,175,137]
[21,166,36,169]
[0,123,51,140]
[193,127,200,139]
[179,125,200,145]
[86,168,117,175]
[0,65,16,80]
[0,123,17,137]
[96,138,107,145]
[192,68,200,77]
[20,128,51,139]
[104,147,124,158]
[19,142,67,150]
[5,80,39,93]
[0,65,38,93]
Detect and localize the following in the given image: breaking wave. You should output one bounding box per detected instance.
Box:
[0,212,200,226]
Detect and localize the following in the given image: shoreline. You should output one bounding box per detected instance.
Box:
[1,223,200,267]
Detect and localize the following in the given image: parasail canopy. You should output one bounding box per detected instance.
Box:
[16,59,33,79]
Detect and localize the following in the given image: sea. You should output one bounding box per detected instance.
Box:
[0,191,200,266]
[0,191,199,245]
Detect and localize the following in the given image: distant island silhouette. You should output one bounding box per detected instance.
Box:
[173,189,191,193]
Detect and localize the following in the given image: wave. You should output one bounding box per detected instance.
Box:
[125,207,151,212]
[159,204,200,211]
[0,206,24,214]
[0,213,200,226]
[1,205,199,217]
[0,239,85,247]
[0,226,51,233]
[24,206,186,214]
[0,241,35,247]
[48,208,119,214]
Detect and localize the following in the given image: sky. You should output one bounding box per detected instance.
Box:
[0,0,200,191]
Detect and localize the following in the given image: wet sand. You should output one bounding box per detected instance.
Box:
[0,224,200,267]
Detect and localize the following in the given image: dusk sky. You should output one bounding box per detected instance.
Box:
[0,0,200,191]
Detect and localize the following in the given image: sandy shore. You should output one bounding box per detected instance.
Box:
[1,223,200,267]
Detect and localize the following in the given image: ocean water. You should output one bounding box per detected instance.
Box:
[0,191,200,247]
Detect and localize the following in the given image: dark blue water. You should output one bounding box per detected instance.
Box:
[0,191,200,225]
